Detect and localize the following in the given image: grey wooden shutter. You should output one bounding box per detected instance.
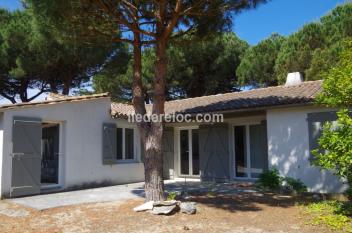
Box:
[102,123,117,164]
[11,117,42,197]
[163,128,174,179]
[307,111,337,161]
[199,123,229,182]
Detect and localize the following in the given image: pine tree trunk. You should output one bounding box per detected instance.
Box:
[144,123,165,201]
[62,80,70,95]
[131,33,166,201]
[143,39,167,201]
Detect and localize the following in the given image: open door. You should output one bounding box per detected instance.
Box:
[11,117,42,197]
[41,123,60,186]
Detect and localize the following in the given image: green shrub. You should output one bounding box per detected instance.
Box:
[257,169,308,193]
[305,201,352,232]
[313,40,352,197]
[283,177,308,193]
[166,192,177,201]
[206,191,216,197]
[257,168,282,190]
[345,186,352,201]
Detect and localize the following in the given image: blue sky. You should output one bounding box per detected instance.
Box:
[0,0,347,44]
[234,0,347,44]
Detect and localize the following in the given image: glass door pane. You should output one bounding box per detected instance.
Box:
[125,128,134,159]
[249,124,268,178]
[180,130,189,175]
[234,126,248,177]
[41,124,60,184]
[192,129,199,175]
[116,128,123,160]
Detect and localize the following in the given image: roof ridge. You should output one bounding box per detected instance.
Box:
[111,80,323,106]
[111,102,133,106]
[164,80,323,104]
[0,92,110,109]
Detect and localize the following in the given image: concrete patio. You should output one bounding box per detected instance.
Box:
[7,180,256,210]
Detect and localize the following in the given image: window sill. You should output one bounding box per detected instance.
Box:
[116,159,140,164]
[103,159,141,165]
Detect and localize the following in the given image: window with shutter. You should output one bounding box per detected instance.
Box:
[307,111,337,161]
[116,128,123,160]
[125,128,134,160]
[102,123,117,164]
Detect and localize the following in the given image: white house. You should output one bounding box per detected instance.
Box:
[0,74,347,198]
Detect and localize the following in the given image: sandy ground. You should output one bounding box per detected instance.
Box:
[0,193,333,233]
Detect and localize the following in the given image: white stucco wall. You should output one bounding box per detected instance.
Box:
[0,98,144,197]
[0,113,4,196]
[267,106,347,193]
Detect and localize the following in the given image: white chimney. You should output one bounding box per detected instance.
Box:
[285,72,303,86]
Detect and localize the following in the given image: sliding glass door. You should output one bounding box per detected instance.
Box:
[179,128,200,176]
[180,130,190,175]
[234,126,247,177]
[234,124,268,178]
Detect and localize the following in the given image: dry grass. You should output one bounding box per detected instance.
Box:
[0,193,336,233]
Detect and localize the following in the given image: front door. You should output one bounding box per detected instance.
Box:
[179,128,200,176]
[234,123,268,179]
[11,117,42,197]
[41,123,60,186]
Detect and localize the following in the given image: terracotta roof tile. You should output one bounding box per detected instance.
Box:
[111,80,322,118]
[0,93,110,111]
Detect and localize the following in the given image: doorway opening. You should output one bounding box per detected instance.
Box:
[234,123,268,179]
[41,123,60,187]
[179,128,200,176]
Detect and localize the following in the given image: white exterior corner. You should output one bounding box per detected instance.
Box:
[266,106,347,193]
[0,98,144,198]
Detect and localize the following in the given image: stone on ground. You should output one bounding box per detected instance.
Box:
[151,205,177,215]
[150,200,179,215]
[153,200,177,207]
[180,202,196,214]
[133,201,154,212]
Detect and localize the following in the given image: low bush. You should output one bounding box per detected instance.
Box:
[345,186,352,201]
[283,177,308,193]
[305,200,352,232]
[257,169,308,193]
[166,192,177,201]
[257,168,282,190]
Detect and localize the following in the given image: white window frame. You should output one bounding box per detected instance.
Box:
[176,126,200,177]
[231,122,263,180]
[116,126,137,161]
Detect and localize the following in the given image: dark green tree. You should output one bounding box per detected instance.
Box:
[0,9,49,103]
[236,33,285,87]
[305,42,343,81]
[167,33,248,98]
[92,45,132,102]
[95,33,248,101]
[27,3,123,95]
[274,3,352,84]
[274,23,325,83]
[0,3,124,103]
[320,3,352,45]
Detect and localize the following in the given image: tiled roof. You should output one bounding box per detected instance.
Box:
[0,93,110,111]
[110,102,136,118]
[111,80,323,118]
